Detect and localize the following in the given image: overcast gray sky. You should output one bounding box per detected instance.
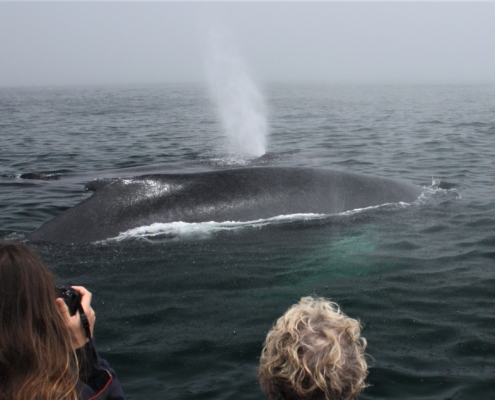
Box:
[1,2,495,87]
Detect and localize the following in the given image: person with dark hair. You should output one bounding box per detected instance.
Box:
[0,240,125,400]
[258,296,368,400]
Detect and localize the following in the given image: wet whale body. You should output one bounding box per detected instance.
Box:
[26,167,423,244]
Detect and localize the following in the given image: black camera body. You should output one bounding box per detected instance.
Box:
[56,286,81,316]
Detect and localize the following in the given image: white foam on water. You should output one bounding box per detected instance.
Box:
[104,201,420,243]
[205,27,268,157]
[339,201,412,216]
[417,178,461,203]
[108,213,326,242]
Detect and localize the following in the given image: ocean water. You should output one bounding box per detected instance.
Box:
[1,83,495,399]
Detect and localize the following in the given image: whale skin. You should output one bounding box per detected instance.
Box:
[25,167,423,244]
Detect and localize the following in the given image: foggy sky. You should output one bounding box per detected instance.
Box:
[1,2,495,87]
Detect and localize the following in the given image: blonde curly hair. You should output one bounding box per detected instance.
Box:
[258,296,368,400]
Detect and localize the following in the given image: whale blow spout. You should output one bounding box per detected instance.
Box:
[206,28,268,157]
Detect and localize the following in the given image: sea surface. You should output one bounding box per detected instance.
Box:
[1,83,494,399]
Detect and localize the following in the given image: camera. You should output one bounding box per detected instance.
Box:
[56,286,81,316]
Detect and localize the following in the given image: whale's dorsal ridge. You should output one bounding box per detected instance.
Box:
[85,178,119,192]
[84,175,188,196]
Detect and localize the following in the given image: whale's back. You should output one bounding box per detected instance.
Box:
[25,167,423,244]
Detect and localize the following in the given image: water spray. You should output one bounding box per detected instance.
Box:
[205,28,268,157]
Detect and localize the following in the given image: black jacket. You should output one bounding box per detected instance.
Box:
[76,338,126,400]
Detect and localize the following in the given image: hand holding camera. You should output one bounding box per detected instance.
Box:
[56,286,96,349]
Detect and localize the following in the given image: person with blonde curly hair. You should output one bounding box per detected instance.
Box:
[258,296,368,400]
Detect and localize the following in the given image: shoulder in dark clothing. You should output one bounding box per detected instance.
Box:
[77,338,126,400]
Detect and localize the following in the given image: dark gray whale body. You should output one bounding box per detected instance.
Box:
[26,167,423,244]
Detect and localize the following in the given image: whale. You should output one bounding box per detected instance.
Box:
[25,167,423,244]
